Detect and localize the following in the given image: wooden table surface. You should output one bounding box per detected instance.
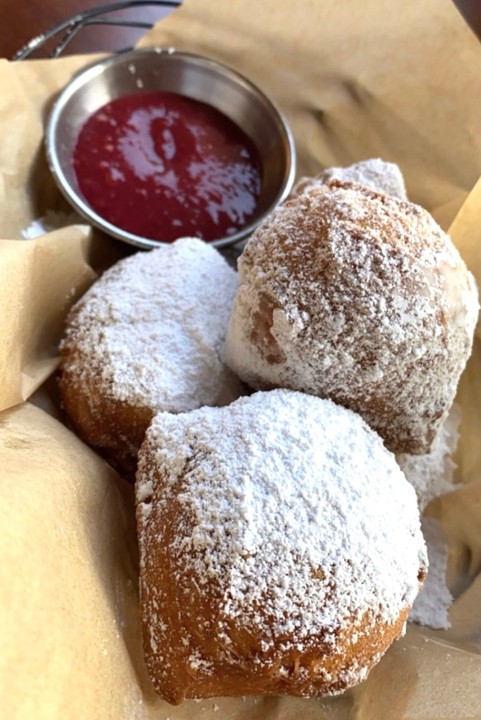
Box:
[0,0,479,60]
[0,1,180,60]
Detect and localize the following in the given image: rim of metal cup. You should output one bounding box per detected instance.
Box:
[45,47,296,249]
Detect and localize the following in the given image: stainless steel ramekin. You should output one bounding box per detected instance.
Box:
[45,47,296,249]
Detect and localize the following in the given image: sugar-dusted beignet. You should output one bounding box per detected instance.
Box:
[59,237,242,472]
[292,157,408,199]
[136,389,427,704]
[225,180,478,454]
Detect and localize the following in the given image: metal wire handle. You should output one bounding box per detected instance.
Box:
[13,0,181,60]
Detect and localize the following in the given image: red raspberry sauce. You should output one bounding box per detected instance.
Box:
[73,91,262,243]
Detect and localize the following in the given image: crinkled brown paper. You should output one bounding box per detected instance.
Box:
[0,1,480,718]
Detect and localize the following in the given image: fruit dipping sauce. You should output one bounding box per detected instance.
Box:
[73,91,263,243]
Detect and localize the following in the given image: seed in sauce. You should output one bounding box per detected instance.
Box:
[73,91,262,243]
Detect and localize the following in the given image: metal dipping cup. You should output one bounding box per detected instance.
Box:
[45,47,296,249]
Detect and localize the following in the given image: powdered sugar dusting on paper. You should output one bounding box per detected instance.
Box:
[137,390,427,695]
[21,210,83,238]
[410,517,452,629]
[61,237,242,417]
[398,404,461,511]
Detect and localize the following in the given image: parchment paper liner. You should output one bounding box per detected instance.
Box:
[0,0,479,717]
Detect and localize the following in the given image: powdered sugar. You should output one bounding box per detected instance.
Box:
[60,237,242,461]
[293,158,407,200]
[410,517,452,630]
[137,389,427,699]
[398,404,461,511]
[398,410,461,629]
[226,180,478,454]
[21,210,83,239]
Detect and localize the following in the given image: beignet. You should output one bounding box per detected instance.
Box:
[225,180,478,453]
[59,237,242,472]
[136,389,427,704]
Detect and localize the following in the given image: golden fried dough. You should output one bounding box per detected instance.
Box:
[59,237,242,473]
[136,390,427,704]
[226,180,478,453]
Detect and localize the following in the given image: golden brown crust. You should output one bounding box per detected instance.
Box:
[59,359,153,475]
[141,507,410,706]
